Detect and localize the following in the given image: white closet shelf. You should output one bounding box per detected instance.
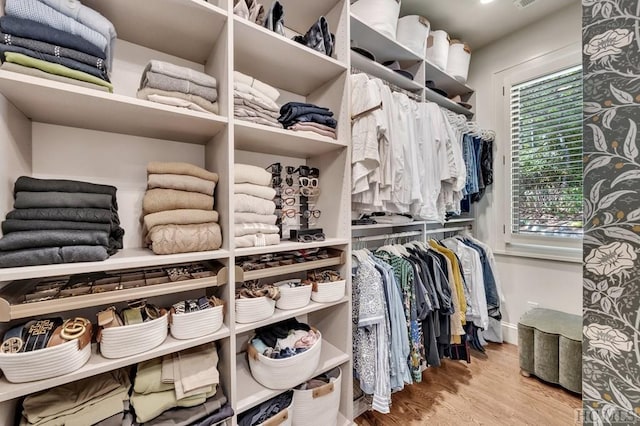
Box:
[350,14,422,62]
[234,238,349,257]
[235,297,349,334]
[234,121,347,158]
[352,218,475,231]
[351,51,423,91]
[234,17,347,96]
[424,59,474,101]
[0,248,230,283]
[83,0,227,64]
[0,326,231,403]
[425,88,474,118]
[0,71,228,144]
[238,249,346,281]
[278,0,343,35]
[235,340,349,413]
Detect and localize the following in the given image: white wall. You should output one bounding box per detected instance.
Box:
[468,2,583,343]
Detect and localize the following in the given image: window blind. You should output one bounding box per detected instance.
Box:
[510,65,583,238]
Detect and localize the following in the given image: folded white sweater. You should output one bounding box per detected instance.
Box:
[234,193,276,216]
[234,212,278,225]
[234,233,280,248]
[235,223,280,237]
[234,71,280,102]
[234,164,272,186]
[234,183,276,200]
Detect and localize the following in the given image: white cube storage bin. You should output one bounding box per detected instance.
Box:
[100,314,168,359]
[311,280,346,303]
[396,15,430,57]
[351,0,401,40]
[292,367,342,426]
[248,331,322,390]
[446,40,472,83]
[426,29,450,71]
[256,400,293,426]
[0,339,91,383]
[170,305,224,340]
[274,280,312,310]
[236,296,276,324]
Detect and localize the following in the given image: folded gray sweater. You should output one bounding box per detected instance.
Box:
[14,191,113,210]
[0,245,109,268]
[142,72,218,103]
[145,60,217,89]
[0,229,109,251]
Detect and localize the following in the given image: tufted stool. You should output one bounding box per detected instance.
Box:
[518,308,582,394]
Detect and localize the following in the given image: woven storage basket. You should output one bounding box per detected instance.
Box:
[170,305,224,340]
[236,296,276,324]
[256,400,294,426]
[292,367,342,426]
[248,330,322,390]
[311,280,346,303]
[275,280,312,310]
[0,338,91,383]
[446,40,471,83]
[351,0,401,41]
[396,15,430,57]
[100,314,168,359]
[426,29,450,71]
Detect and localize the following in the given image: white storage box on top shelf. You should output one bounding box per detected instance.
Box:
[292,367,342,426]
[351,0,401,41]
[426,30,450,71]
[447,40,472,84]
[396,15,430,58]
[170,305,224,340]
[274,280,312,310]
[236,296,276,324]
[311,280,346,303]
[257,399,293,426]
[248,330,322,390]
[99,314,168,359]
[0,339,91,383]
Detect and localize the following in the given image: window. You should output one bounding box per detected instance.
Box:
[509,65,583,239]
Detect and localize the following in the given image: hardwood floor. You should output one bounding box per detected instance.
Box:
[355,343,581,426]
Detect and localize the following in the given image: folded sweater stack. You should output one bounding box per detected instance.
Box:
[0,176,125,268]
[130,344,233,425]
[1,0,116,92]
[137,60,219,114]
[19,370,130,426]
[278,101,338,138]
[234,164,280,248]
[234,71,281,128]
[143,162,222,255]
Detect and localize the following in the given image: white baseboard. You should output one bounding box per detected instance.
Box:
[502,322,519,345]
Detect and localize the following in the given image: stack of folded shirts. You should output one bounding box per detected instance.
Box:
[19,370,130,426]
[234,164,280,248]
[0,0,115,92]
[137,60,219,114]
[278,102,338,139]
[0,176,124,268]
[130,344,233,425]
[234,71,281,128]
[142,162,222,255]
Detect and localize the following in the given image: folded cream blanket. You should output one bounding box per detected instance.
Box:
[147,162,218,182]
[148,174,216,196]
[145,60,217,89]
[234,212,278,225]
[235,223,280,237]
[147,223,222,255]
[234,233,280,248]
[234,70,280,102]
[147,94,214,114]
[137,87,219,114]
[143,209,219,243]
[234,85,279,112]
[234,164,271,186]
[143,71,217,102]
[235,193,275,215]
[234,111,281,128]
[234,183,276,200]
[143,189,214,215]
[233,96,280,118]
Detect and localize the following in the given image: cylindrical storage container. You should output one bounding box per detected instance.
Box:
[351,0,401,40]
[236,296,276,324]
[0,339,91,383]
[292,367,342,426]
[170,305,224,340]
[311,280,346,303]
[426,29,450,70]
[275,280,312,310]
[248,331,322,389]
[256,400,294,426]
[100,314,168,359]
[446,40,472,83]
[396,15,430,57]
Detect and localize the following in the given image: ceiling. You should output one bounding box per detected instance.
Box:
[401,0,579,50]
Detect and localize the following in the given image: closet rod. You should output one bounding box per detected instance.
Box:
[353,230,422,243]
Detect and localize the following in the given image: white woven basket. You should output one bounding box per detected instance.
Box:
[236,296,276,324]
[275,280,312,310]
[100,314,168,359]
[396,15,430,57]
[171,305,224,340]
[0,338,91,383]
[311,280,346,303]
[248,331,322,390]
[426,29,450,71]
[446,41,471,83]
[256,400,293,426]
[292,367,342,426]
[351,0,401,41]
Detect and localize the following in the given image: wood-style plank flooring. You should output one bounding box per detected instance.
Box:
[355,343,581,426]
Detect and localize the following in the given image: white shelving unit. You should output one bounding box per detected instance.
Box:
[0,0,353,425]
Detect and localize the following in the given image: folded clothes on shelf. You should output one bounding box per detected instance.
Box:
[233,71,281,127]
[237,390,292,426]
[235,70,280,102]
[147,223,222,256]
[143,189,215,215]
[235,222,280,237]
[278,102,338,135]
